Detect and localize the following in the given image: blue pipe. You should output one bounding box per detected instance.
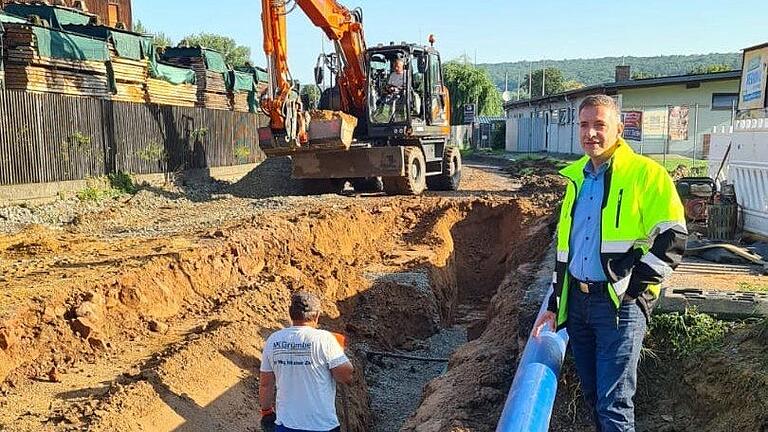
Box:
[496,288,569,432]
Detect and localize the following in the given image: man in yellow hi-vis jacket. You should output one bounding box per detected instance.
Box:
[534,95,687,432]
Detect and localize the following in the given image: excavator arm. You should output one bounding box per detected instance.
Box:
[260,0,367,142]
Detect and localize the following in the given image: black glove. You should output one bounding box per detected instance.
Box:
[260,412,276,431]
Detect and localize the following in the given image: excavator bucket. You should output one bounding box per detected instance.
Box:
[258,110,357,157]
[306,110,357,150]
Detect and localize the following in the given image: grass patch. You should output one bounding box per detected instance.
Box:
[649,307,735,359]
[736,281,768,293]
[76,184,119,201]
[646,154,709,176]
[77,173,138,201]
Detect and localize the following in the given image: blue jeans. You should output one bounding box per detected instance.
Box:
[567,285,647,432]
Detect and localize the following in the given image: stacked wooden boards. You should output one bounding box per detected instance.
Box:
[230,92,250,112]
[162,48,231,110]
[145,77,197,107]
[107,42,148,103]
[2,23,111,97]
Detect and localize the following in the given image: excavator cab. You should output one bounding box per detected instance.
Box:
[366,44,449,142]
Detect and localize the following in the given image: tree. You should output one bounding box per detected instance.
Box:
[300,85,321,110]
[521,67,566,98]
[133,20,172,50]
[688,63,734,74]
[443,62,503,124]
[563,80,585,91]
[180,33,251,67]
[631,71,657,80]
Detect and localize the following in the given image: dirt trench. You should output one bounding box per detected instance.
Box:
[0,196,555,432]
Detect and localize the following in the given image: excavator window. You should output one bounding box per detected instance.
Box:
[368,53,409,124]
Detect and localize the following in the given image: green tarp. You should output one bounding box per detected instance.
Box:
[112,31,153,60]
[254,67,269,83]
[149,60,196,85]
[0,11,26,24]
[3,4,91,28]
[162,47,230,87]
[231,70,255,92]
[163,47,228,72]
[31,26,109,61]
[63,25,152,60]
[202,49,227,73]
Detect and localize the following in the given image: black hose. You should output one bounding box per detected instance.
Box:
[366,350,449,363]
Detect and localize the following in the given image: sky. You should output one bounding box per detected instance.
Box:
[133,0,767,83]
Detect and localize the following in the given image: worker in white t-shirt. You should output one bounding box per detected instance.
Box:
[387,58,406,91]
[259,291,354,432]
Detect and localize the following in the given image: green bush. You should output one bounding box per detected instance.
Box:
[649,308,735,358]
[108,171,137,194]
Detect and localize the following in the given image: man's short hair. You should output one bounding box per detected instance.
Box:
[289,291,322,321]
[579,94,620,116]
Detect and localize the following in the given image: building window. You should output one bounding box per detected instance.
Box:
[108,3,119,27]
[711,93,738,111]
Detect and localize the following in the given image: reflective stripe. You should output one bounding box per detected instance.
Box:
[647,221,688,244]
[605,259,621,282]
[640,252,674,279]
[600,241,634,254]
[552,271,557,284]
[557,250,568,262]
[611,274,631,297]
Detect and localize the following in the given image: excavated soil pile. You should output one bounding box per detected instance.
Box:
[504,157,569,199]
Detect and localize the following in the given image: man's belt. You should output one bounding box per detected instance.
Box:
[574,279,607,294]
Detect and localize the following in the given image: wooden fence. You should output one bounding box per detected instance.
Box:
[0,89,270,186]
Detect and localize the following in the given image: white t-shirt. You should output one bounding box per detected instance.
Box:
[261,326,350,430]
[388,71,405,88]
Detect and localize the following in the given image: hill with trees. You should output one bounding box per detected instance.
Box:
[478,53,742,92]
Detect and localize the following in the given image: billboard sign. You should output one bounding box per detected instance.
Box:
[668,105,690,141]
[740,45,768,110]
[621,110,643,141]
[463,104,475,124]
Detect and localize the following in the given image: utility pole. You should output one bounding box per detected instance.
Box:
[541,63,546,97]
[517,71,522,101]
[528,62,532,99]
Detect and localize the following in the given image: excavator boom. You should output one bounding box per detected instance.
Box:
[260,0,367,141]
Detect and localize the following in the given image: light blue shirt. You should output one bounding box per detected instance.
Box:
[568,160,610,282]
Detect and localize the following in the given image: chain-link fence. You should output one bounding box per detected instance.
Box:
[506,101,737,177]
[619,103,736,177]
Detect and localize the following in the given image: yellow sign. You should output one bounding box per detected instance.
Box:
[740,44,768,110]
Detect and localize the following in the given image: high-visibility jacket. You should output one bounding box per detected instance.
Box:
[547,139,688,327]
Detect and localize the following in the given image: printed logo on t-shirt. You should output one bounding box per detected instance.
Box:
[272,341,314,366]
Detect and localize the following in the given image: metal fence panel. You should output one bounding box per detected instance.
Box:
[516,117,546,153]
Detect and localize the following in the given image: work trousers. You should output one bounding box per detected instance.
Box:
[567,284,647,432]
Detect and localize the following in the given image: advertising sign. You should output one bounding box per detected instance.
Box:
[740,45,768,110]
[463,104,475,124]
[668,106,690,141]
[621,110,643,141]
[643,109,668,139]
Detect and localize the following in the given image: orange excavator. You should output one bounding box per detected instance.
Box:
[258,0,462,195]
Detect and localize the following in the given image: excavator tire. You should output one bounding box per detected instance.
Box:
[351,177,384,193]
[302,178,347,195]
[383,147,427,196]
[426,146,462,191]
